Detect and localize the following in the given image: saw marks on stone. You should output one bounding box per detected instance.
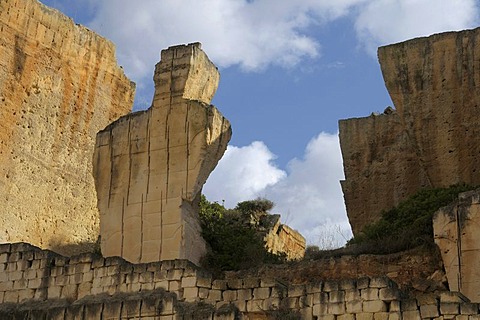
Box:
[94,43,231,265]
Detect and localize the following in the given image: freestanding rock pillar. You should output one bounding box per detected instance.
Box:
[93,43,231,264]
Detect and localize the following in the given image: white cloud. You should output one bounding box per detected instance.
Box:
[86,0,366,85]
[355,0,480,55]
[86,0,479,80]
[203,141,286,208]
[263,132,351,246]
[82,0,479,110]
[203,133,353,247]
[88,0,315,79]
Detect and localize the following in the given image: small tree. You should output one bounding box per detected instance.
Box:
[199,194,225,230]
[199,195,284,273]
[235,198,274,215]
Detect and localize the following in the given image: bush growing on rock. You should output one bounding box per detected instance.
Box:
[348,184,475,253]
[304,184,475,260]
[199,195,285,273]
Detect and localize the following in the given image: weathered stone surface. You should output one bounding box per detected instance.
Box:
[237,209,305,260]
[0,0,134,254]
[1,241,479,319]
[340,27,480,234]
[339,111,430,235]
[433,189,480,302]
[264,219,306,260]
[94,43,231,265]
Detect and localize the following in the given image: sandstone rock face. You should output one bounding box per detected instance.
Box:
[264,220,306,260]
[339,111,431,234]
[240,211,306,260]
[0,0,134,254]
[340,28,480,234]
[93,43,231,265]
[433,189,480,302]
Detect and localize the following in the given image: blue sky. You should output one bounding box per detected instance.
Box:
[40,0,480,247]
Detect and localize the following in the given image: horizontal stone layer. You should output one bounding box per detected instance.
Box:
[0,242,478,319]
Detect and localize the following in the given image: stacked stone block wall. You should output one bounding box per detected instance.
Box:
[1,243,480,319]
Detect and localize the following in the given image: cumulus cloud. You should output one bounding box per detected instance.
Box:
[355,0,480,55]
[202,141,286,208]
[82,0,479,109]
[86,0,479,80]
[87,0,371,75]
[263,132,351,245]
[203,133,352,247]
[84,0,370,108]
[89,0,310,79]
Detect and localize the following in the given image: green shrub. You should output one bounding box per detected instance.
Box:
[348,184,475,252]
[199,194,225,229]
[235,198,274,215]
[199,195,285,273]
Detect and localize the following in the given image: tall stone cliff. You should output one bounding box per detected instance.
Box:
[0,0,135,253]
[340,27,480,234]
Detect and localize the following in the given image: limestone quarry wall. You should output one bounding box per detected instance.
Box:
[1,242,479,319]
[434,189,480,303]
[93,43,231,265]
[340,27,480,234]
[0,0,135,254]
[339,111,431,234]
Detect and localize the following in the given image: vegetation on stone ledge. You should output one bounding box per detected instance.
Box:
[347,184,475,253]
[305,184,475,259]
[199,195,284,273]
